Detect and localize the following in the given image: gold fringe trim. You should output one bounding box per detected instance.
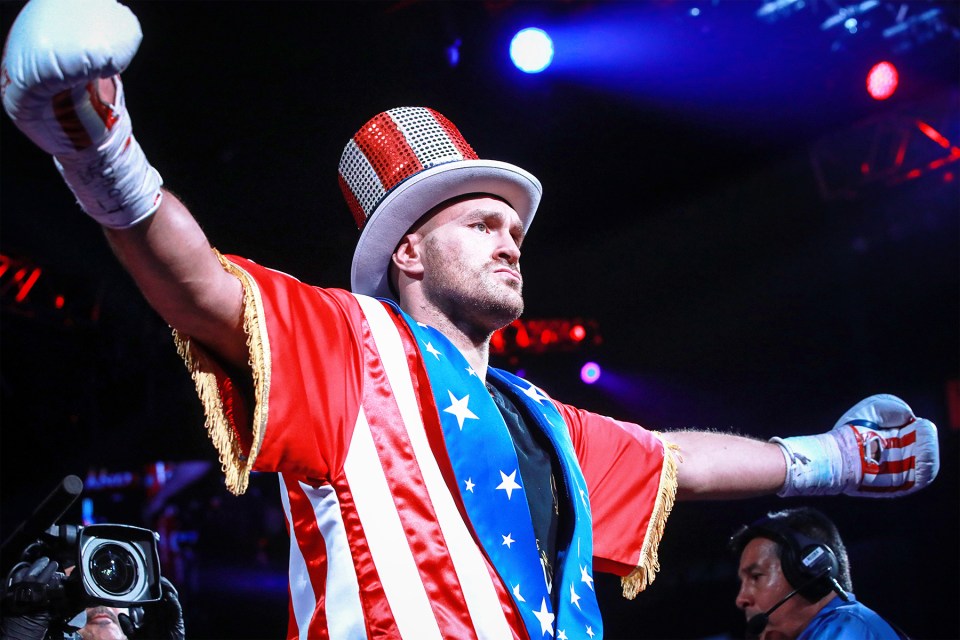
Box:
[620,435,680,599]
[172,249,271,496]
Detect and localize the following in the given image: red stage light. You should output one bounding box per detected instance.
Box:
[570,324,586,342]
[866,61,898,101]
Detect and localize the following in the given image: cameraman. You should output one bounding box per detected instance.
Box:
[0,555,184,640]
[77,606,127,640]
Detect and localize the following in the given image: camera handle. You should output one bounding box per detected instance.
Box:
[1,476,83,576]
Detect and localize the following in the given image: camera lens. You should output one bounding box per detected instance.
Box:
[88,543,139,596]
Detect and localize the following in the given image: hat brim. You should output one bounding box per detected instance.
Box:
[351,159,542,299]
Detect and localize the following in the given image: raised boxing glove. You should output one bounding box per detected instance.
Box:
[772,393,940,498]
[1,0,162,228]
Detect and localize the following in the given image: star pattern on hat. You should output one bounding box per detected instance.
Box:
[496,469,522,499]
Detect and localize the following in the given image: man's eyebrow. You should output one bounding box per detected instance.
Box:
[463,208,525,241]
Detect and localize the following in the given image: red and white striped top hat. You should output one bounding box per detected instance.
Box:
[339,106,542,299]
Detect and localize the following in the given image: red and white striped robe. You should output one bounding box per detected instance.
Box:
[175,253,677,639]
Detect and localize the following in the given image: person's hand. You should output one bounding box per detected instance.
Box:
[117,578,185,640]
[0,556,59,640]
[1,0,163,228]
[773,394,939,497]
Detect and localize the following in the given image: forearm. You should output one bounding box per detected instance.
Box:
[666,430,786,500]
[105,189,248,368]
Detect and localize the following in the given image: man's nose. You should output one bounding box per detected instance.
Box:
[735,584,752,611]
[496,232,521,264]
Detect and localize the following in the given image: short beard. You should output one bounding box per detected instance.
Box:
[422,237,524,337]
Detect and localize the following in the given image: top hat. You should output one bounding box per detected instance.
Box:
[339,106,542,299]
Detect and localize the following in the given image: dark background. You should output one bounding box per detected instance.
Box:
[1,1,957,638]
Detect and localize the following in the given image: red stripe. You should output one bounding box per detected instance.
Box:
[425,108,479,161]
[360,304,481,637]
[352,111,424,193]
[52,87,93,150]
[285,482,332,640]
[888,429,917,447]
[877,456,914,475]
[386,306,523,637]
[286,590,297,640]
[859,479,916,494]
[337,172,367,229]
[395,307,527,638]
[333,473,399,638]
[86,80,117,131]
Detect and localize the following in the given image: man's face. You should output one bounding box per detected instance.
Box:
[735,537,814,640]
[78,605,128,640]
[407,195,525,333]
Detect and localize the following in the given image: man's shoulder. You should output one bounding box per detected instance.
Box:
[806,595,901,639]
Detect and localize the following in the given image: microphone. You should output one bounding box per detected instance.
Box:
[745,568,848,638]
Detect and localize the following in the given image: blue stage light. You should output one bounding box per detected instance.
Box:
[510,27,554,74]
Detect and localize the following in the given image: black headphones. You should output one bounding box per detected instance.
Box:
[747,516,840,602]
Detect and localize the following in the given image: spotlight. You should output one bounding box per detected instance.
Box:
[569,324,586,342]
[510,27,554,74]
[866,61,898,100]
[580,362,602,385]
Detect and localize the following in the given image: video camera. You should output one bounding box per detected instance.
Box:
[1,475,162,622]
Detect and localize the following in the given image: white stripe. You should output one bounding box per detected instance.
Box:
[356,295,514,640]
[344,407,444,640]
[340,138,386,219]
[298,481,366,640]
[278,474,319,640]
[389,107,465,169]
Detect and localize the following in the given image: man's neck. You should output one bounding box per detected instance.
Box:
[407,306,493,379]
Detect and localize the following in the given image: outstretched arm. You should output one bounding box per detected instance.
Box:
[669,431,786,500]
[2,0,247,369]
[104,190,247,367]
[668,394,940,500]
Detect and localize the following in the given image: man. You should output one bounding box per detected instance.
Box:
[730,507,906,639]
[0,556,184,640]
[1,1,940,638]
[77,606,128,640]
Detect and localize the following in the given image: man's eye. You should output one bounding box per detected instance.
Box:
[472,222,488,232]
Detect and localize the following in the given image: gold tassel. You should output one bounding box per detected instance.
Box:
[620,436,680,599]
[172,250,271,496]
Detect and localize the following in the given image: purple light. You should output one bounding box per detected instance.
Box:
[580,361,602,384]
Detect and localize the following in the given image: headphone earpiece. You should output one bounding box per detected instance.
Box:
[749,518,840,602]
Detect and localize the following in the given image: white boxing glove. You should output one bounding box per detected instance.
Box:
[2,0,162,228]
[772,394,940,498]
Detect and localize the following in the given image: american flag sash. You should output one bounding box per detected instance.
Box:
[393,303,603,640]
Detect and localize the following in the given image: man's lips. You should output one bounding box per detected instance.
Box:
[495,268,522,283]
[86,608,119,625]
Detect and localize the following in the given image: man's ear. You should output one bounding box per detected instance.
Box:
[391,233,425,278]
